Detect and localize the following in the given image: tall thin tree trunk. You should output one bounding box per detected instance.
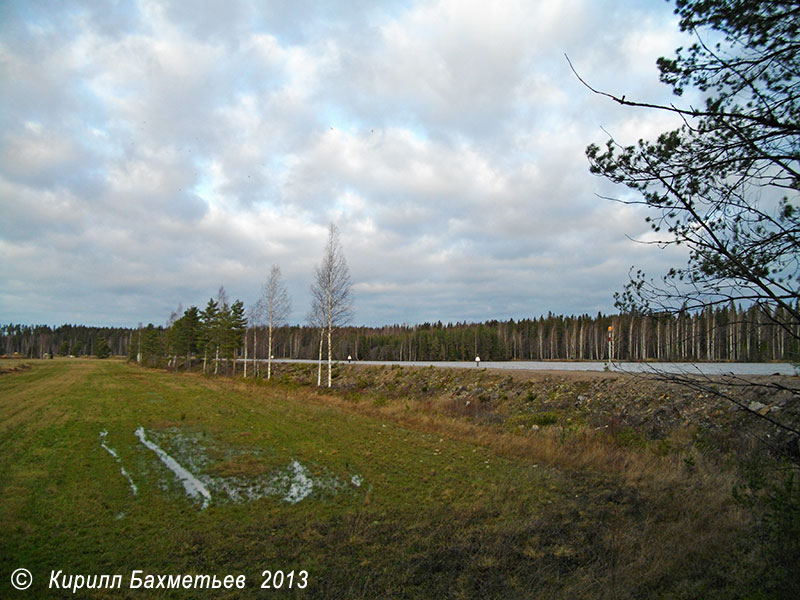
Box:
[710,311,716,361]
[254,327,259,377]
[657,319,662,361]
[746,311,751,360]
[268,323,273,380]
[628,316,634,361]
[317,330,324,387]
[244,328,249,378]
[327,275,333,388]
[327,323,332,388]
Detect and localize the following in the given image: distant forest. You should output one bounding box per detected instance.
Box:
[3,303,798,364]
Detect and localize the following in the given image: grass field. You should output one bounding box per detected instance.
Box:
[0,358,789,598]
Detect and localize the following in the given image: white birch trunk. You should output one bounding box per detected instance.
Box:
[317,330,323,386]
[327,271,333,388]
[327,323,332,388]
[268,323,273,380]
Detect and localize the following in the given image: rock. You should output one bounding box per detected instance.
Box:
[576,394,588,406]
[773,391,794,406]
[748,401,767,413]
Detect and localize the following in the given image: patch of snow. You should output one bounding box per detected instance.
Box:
[100,441,119,459]
[135,427,211,509]
[99,431,137,496]
[119,466,138,496]
[284,461,314,504]
[138,427,357,506]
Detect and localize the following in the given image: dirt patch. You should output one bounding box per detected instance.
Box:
[0,361,32,375]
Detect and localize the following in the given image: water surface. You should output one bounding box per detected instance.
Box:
[272,358,796,376]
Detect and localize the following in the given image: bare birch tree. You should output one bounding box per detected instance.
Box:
[310,224,353,387]
[261,264,291,380]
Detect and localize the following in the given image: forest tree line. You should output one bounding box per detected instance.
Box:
[1,324,129,359]
[3,302,797,365]
[261,304,799,364]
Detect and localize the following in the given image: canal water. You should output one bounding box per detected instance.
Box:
[271,358,797,376]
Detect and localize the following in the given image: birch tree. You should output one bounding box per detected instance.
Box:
[310,224,353,387]
[261,264,291,380]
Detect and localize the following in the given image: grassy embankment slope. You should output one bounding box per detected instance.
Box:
[0,359,780,598]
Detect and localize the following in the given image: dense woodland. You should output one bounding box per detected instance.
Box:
[3,303,797,365]
[1,324,131,359]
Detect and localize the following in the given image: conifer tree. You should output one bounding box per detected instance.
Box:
[94,335,111,359]
[199,299,219,374]
[226,299,247,375]
[576,0,799,442]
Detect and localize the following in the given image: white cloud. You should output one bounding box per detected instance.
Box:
[0,0,698,327]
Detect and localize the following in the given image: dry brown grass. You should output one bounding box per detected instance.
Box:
[0,359,96,432]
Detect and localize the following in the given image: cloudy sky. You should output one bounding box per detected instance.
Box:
[0,0,696,328]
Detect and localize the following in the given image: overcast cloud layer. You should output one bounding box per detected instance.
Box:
[1,0,695,327]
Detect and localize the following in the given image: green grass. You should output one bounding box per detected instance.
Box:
[0,359,781,598]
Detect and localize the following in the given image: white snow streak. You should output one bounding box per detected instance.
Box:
[135,427,212,509]
[118,466,137,496]
[99,430,138,496]
[101,442,118,459]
